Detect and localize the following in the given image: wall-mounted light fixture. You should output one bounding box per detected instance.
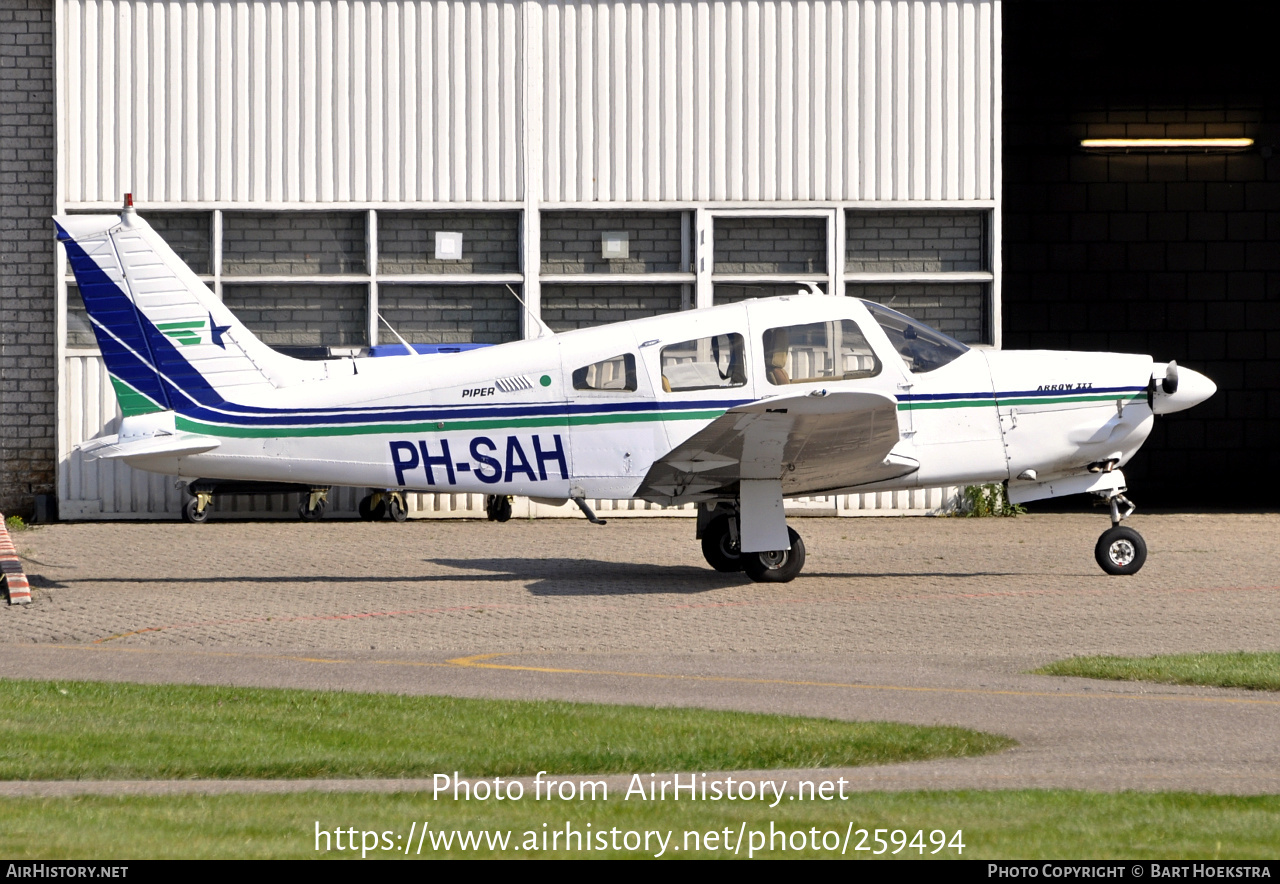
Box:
[1080,137,1253,153]
[601,231,629,260]
[434,231,463,260]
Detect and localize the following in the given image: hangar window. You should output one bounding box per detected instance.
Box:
[573,353,638,391]
[762,320,881,386]
[660,333,747,392]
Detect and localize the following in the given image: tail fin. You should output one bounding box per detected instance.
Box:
[55,208,324,417]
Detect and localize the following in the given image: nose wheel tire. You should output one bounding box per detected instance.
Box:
[701,514,744,572]
[1095,526,1147,576]
[742,528,806,583]
[182,498,210,524]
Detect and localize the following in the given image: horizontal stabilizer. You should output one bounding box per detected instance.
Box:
[81,432,221,462]
[79,410,219,462]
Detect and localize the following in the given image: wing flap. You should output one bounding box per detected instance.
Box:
[638,390,913,505]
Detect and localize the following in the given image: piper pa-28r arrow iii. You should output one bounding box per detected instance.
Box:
[57,201,1216,581]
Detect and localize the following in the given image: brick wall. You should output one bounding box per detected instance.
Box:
[221,284,368,347]
[1004,1,1280,505]
[147,212,213,274]
[846,211,986,272]
[0,0,55,517]
[847,284,988,344]
[378,211,519,274]
[223,212,366,275]
[540,285,682,332]
[713,217,825,274]
[377,285,520,344]
[541,211,685,274]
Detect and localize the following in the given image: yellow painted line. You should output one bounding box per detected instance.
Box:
[444,653,1280,708]
[24,644,1280,707]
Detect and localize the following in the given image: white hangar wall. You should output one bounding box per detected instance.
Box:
[55,0,1000,520]
[60,0,997,205]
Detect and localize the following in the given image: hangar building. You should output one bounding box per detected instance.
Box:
[0,0,1274,518]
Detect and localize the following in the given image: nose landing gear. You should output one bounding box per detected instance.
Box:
[1094,491,1146,575]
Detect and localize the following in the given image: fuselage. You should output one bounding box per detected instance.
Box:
[124,294,1182,506]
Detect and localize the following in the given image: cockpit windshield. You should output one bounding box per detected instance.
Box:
[864,302,970,374]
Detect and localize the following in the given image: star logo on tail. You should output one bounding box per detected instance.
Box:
[209,312,231,349]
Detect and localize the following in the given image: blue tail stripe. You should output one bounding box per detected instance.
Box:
[63,235,225,411]
[66,241,173,410]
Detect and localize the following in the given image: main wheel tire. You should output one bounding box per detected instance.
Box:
[298,496,328,521]
[388,493,408,522]
[742,527,806,583]
[700,515,744,572]
[182,498,210,524]
[1095,525,1147,575]
[357,494,387,521]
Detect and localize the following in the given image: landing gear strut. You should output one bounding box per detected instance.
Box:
[698,505,806,583]
[701,514,743,572]
[1094,490,1146,575]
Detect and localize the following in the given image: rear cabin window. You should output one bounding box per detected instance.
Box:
[762,320,881,386]
[864,302,969,374]
[573,353,638,391]
[659,333,747,392]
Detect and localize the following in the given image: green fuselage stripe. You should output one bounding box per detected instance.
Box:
[901,392,1145,411]
[174,408,726,439]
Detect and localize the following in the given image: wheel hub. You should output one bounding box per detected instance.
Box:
[1108,539,1136,566]
[758,549,788,570]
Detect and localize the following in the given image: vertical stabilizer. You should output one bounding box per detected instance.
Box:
[55,210,326,416]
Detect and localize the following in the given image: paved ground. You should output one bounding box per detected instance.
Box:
[3,512,1279,795]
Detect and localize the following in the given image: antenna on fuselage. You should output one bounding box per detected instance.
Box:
[376,312,420,357]
[506,285,555,338]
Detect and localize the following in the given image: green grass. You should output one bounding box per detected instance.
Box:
[0,680,1011,780]
[1034,653,1280,692]
[2,791,1277,859]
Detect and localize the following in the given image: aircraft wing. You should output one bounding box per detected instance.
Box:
[638,390,914,505]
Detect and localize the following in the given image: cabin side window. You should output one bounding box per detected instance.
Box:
[762,320,881,386]
[659,333,747,392]
[573,353,638,391]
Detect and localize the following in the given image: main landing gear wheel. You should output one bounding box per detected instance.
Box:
[182,497,210,524]
[742,527,806,584]
[358,493,387,521]
[1095,526,1147,576]
[701,515,744,572]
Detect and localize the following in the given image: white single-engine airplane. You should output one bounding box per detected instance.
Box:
[56,202,1216,581]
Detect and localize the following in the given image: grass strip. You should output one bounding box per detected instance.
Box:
[0,679,1011,780]
[1034,653,1280,692]
[2,791,1278,859]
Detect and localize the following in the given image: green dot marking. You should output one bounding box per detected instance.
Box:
[539,375,552,387]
